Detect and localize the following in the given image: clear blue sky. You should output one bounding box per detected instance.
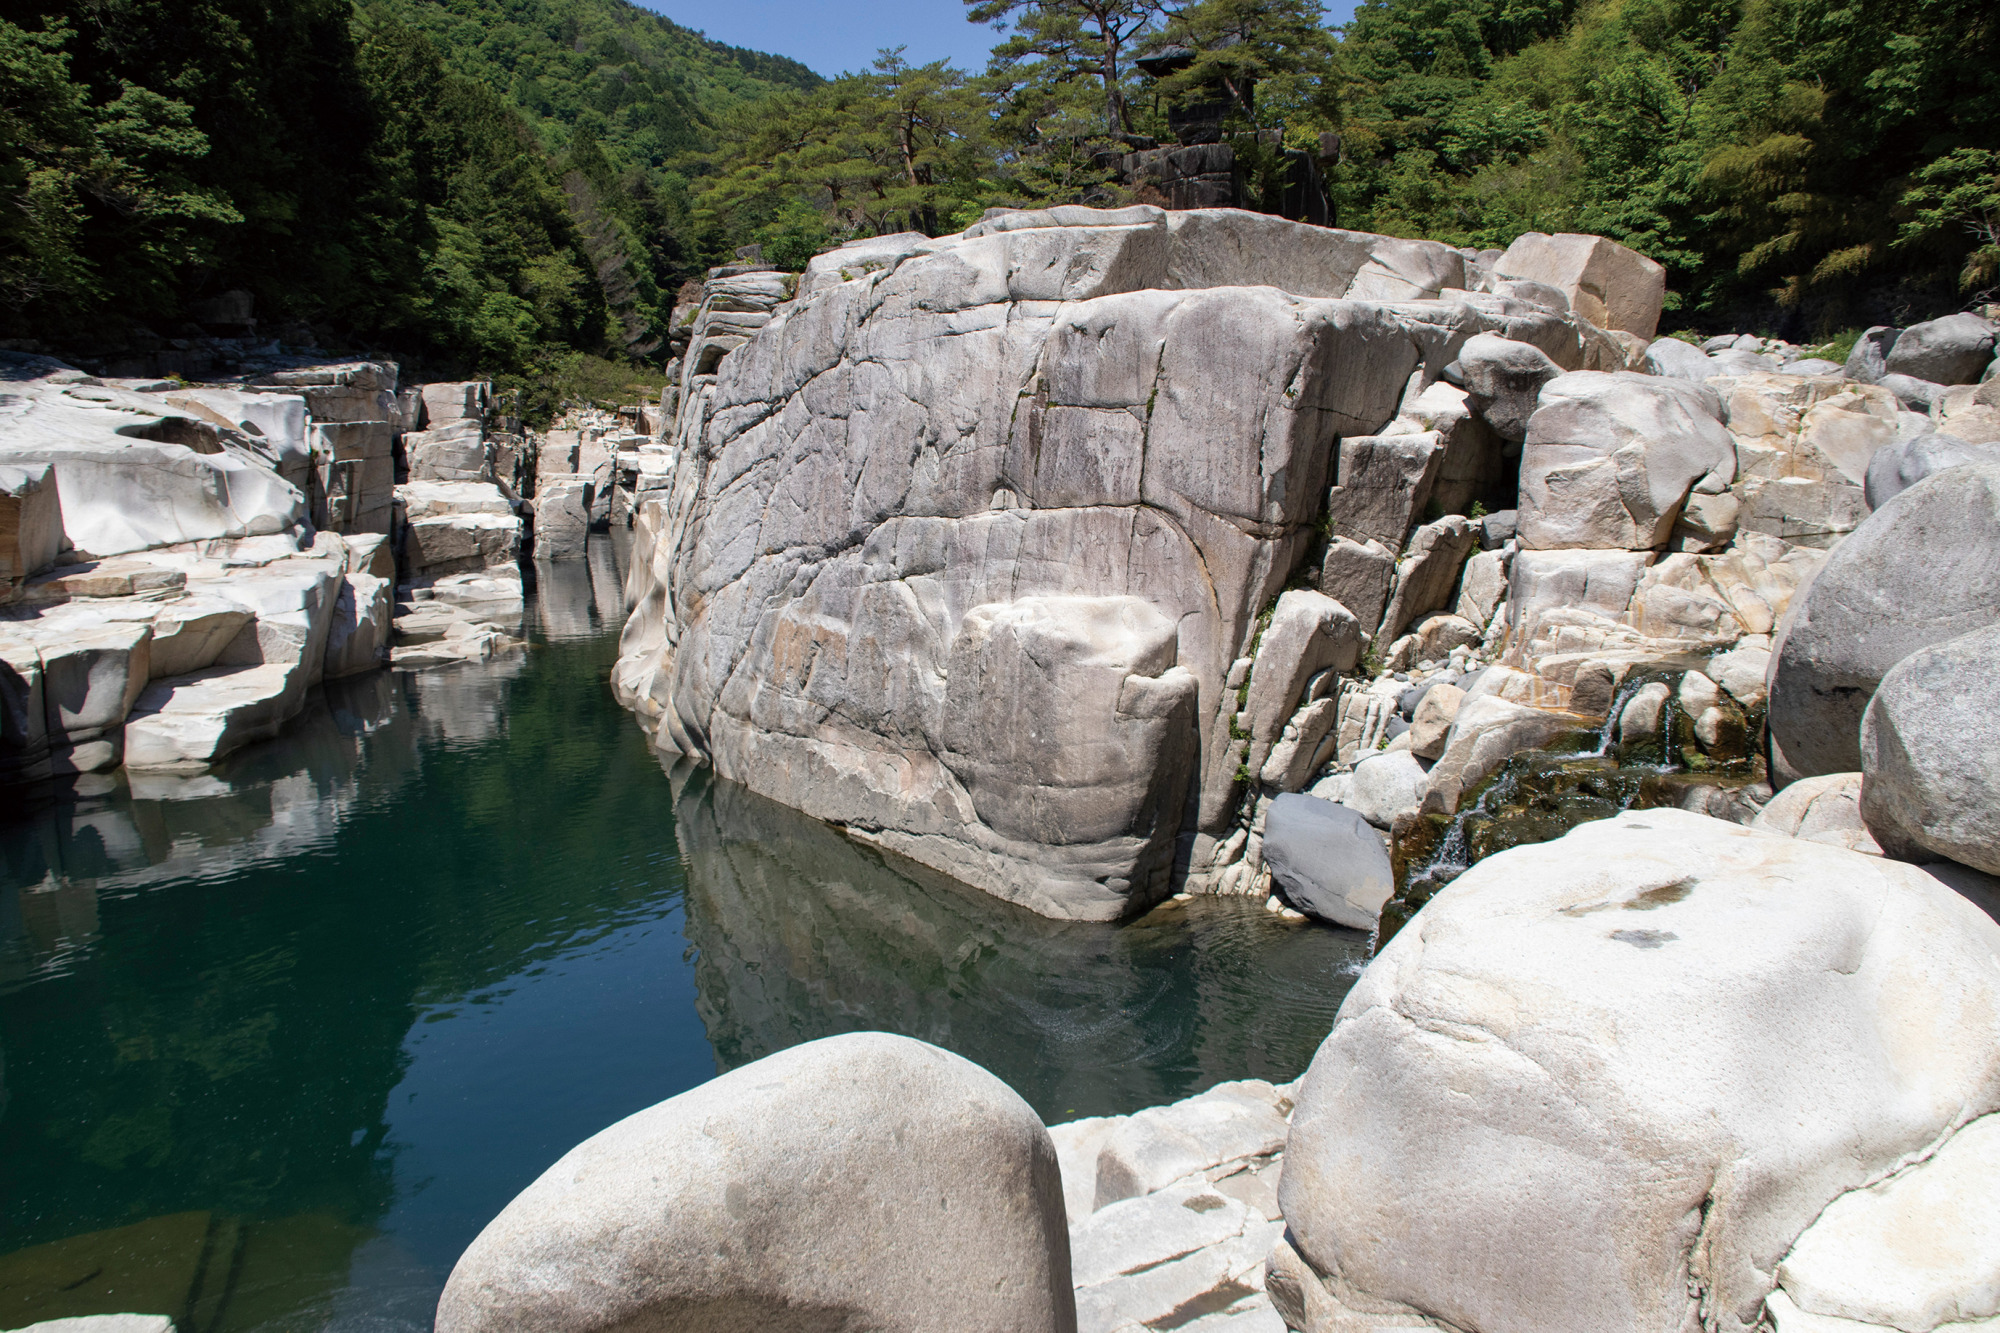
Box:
[639,0,1358,80]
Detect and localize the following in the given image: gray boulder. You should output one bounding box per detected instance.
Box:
[1278,809,2000,1333]
[1769,461,2000,779]
[1318,536,1395,634]
[1261,793,1394,930]
[1642,336,1717,381]
[1780,356,1844,376]
[1860,623,2000,874]
[436,1032,1076,1333]
[1883,312,1998,385]
[1449,332,1563,441]
[1708,347,1779,376]
[1324,432,1441,550]
[1519,371,1734,549]
[1877,372,1947,412]
[1844,326,1899,384]
[1863,430,2000,508]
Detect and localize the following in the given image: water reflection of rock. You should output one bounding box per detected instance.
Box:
[533,534,629,644]
[0,674,408,988]
[673,769,1366,1121]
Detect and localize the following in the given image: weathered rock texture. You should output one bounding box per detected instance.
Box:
[1768,461,2000,780]
[616,206,1617,919]
[1860,623,2000,874]
[436,1031,1076,1333]
[1277,809,2000,1333]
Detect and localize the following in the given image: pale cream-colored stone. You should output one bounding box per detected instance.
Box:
[1283,810,2000,1333]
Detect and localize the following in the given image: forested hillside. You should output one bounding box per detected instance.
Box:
[0,0,814,378]
[3,0,1996,384]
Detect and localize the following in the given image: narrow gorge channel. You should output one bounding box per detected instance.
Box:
[0,542,1364,1332]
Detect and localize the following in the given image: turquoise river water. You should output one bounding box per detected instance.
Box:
[0,545,1368,1332]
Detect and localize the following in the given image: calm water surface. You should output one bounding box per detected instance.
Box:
[0,544,1367,1331]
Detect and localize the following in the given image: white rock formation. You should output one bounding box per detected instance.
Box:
[436,1032,1076,1333]
[1278,809,2000,1333]
[615,205,1624,918]
[1052,1078,1296,1333]
[1492,231,1667,339]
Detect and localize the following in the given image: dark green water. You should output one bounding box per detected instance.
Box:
[0,548,1366,1332]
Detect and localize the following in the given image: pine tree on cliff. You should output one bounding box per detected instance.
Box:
[966,0,1171,138]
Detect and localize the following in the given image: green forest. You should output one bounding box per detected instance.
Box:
[3,0,1997,387]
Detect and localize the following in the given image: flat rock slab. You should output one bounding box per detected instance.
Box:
[122,664,297,770]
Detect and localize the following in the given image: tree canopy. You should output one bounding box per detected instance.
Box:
[2,0,1995,373]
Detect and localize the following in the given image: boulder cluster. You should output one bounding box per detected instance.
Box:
[612,203,2000,928]
[516,204,2000,1333]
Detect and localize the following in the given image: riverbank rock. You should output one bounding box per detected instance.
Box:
[1052,1079,1294,1333]
[1860,623,2000,874]
[1518,371,1733,549]
[1278,810,2000,1333]
[618,205,1623,918]
[0,362,307,558]
[1769,461,2000,779]
[436,1031,1076,1333]
[1883,313,1997,385]
[1261,793,1394,929]
[1751,771,1880,855]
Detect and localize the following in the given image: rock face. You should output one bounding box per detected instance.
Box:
[436,1031,1076,1333]
[1052,1079,1295,1333]
[1518,371,1733,549]
[1769,461,2000,779]
[0,462,63,584]
[0,366,306,558]
[1860,623,2000,874]
[616,205,1614,919]
[1278,809,2000,1333]
[1770,1110,2000,1333]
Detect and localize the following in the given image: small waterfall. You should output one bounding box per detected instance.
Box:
[1379,668,1760,949]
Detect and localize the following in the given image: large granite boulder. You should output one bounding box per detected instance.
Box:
[1863,429,2000,507]
[1518,371,1734,549]
[1492,232,1667,339]
[1277,809,2000,1333]
[436,1032,1076,1333]
[1448,332,1563,441]
[1769,461,2000,779]
[1884,313,1997,385]
[1260,793,1394,929]
[619,206,1602,918]
[1860,623,2000,874]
